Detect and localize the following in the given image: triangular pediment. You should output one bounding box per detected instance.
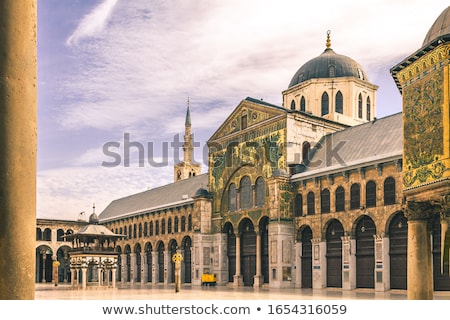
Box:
[208,97,287,141]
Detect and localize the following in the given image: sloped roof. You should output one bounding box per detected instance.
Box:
[66,223,121,239]
[291,112,402,180]
[99,173,208,222]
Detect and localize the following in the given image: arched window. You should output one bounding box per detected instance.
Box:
[149,222,153,236]
[161,219,165,235]
[335,186,345,212]
[300,96,306,112]
[138,223,142,238]
[321,189,330,213]
[384,177,396,205]
[43,228,51,241]
[307,191,315,215]
[129,225,132,239]
[366,181,377,207]
[57,229,65,241]
[174,217,179,233]
[133,224,137,239]
[255,177,265,207]
[335,91,343,114]
[168,218,172,234]
[302,141,311,164]
[295,194,303,217]
[358,93,363,118]
[350,183,361,209]
[188,215,192,231]
[181,216,186,232]
[144,222,148,237]
[228,183,237,212]
[321,92,329,116]
[290,100,296,110]
[239,176,252,209]
[36,228,42,241]
[155,221,159,235]
[366,97,371,120]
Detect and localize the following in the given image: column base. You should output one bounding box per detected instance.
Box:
[232,275,244,287]
[253,275,264,287]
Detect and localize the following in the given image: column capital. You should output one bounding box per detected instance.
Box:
[441,194,450,217]
[404,200,437,221]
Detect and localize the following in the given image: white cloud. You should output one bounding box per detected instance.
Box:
[66,0,119,46]
[37,165,173,220]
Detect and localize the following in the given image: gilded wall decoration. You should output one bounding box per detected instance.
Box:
[403,67,448,188]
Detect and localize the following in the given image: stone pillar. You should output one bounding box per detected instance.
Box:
[111,268,117,288]
[70,269,76,288]
[0,0,37,300]
[404,201,434,300]
[233,234,243,286]
[81,267,87,289]
[374,233,390,291]
[121,253,127,283]
[294,241,302,288]
[98,268,102,287]
[164,250,169,285]
[253,230,264,287]
[143,252,148,283]
[341,235,356,290]
[152,251,158,286]
[312,238,326,289]
[41,252,48,283]
[130,253,136,283]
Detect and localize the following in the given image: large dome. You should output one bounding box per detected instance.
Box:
[288,33,369,88]
[422,6,450,47]
[288,48,369,88]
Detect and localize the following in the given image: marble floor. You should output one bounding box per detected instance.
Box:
[34,283,450,300]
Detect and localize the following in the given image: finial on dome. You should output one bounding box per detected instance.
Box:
[326,30,331,49]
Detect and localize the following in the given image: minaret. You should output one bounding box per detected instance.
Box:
[174,98,201,182]
[183,99,193,163]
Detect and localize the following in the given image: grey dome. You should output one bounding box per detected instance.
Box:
[423,6,450,46]
[194,188,210,198]
[89,212,99,224]
[288,47,369,88]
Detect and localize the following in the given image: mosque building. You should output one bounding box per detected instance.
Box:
[36,6,450,293]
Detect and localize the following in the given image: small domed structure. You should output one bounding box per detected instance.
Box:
[422,6,450,47]
[88,212,99,224]
[193,187,211,198]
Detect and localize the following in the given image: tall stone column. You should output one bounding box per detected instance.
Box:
[233,234,243,286]
[253,230,264,287]
[0,1,37,300]
[404,201,435,300]
[152,251,158,286]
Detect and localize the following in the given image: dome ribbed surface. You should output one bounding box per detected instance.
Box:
[288,48,368,88]
[423,6,450,46]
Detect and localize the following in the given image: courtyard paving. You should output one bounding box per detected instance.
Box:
[34,283,450,300]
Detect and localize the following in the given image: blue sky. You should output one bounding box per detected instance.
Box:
[37,0,449,220]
